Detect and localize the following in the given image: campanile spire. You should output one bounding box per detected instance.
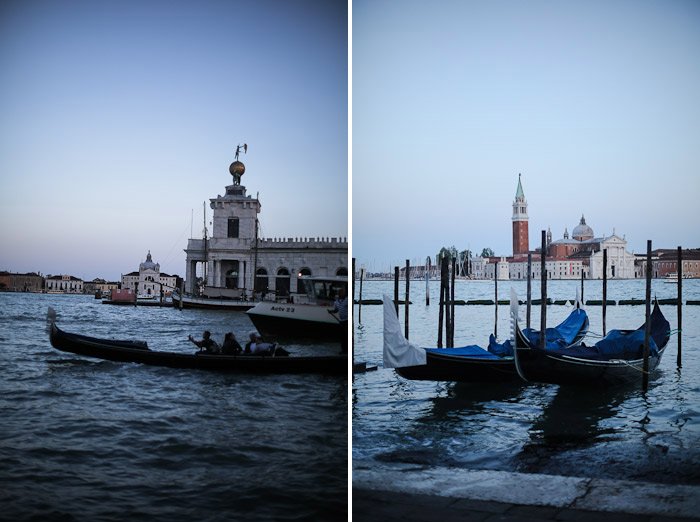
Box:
[512,173,529,256]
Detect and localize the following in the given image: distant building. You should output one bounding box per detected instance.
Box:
[45,274,83,293]
[83,278,120,295]
[0,271,44,292]
[635,249,700,279]
[121,251,179,297]
[469,176,636,280]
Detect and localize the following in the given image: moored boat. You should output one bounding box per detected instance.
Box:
[47,308,346,375]
[384,294,589,382]
[247,276,347,341]
[512,298,671,386]
[171,289,254,311]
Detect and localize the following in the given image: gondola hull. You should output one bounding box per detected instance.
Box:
[396,351,519,382]
[514,346,666,386]
[49,322,346,375]
[513,301,671,386]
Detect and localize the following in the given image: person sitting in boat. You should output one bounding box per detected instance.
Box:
[221,332,243,355]
[188,330,221,354]
[244,332,277,356]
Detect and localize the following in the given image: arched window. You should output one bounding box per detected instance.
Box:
[276,268,290,297]
[255,267,269,294]
[336,267,348,276]
[296,267,312,294]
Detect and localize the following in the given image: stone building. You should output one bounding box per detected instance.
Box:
[184,153,347,297]
[636,249,700,279]
[45,274,83,293]
[121,251,179,297]
[0,271,44,292]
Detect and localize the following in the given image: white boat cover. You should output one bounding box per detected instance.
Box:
[382,294,427,368]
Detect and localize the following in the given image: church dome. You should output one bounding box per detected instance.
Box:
[572,215,594,241]
[139,251,159,272]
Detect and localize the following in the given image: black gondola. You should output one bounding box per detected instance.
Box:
[47,310,346,376]
[513,300,671,386]
[383,295,589,383]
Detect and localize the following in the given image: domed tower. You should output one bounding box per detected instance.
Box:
[512,173,529,256]
[572,215,594,241]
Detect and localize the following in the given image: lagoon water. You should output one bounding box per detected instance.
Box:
[0,293,347,521]
[353,278,700,486]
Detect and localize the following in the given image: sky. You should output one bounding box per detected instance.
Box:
[0,0,347,281]
[353,0,700,273]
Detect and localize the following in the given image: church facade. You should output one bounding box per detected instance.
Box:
[183,153,347,297]
[121,251,179,296]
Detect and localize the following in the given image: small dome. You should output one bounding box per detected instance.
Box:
[572,215,594,241]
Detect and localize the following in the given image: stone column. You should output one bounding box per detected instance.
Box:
[185,261,195,294]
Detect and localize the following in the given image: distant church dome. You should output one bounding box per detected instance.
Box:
[140,251,159,272]
[572,215,594,241]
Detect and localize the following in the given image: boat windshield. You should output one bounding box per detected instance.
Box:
[302,279,346,303]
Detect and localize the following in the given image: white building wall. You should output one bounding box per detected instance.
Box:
[589,236,635,279]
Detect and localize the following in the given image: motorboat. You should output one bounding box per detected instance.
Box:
[246,276,347,341]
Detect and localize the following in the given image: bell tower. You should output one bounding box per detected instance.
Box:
[512,173,529,256]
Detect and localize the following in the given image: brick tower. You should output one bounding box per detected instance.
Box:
[512,173,529,256]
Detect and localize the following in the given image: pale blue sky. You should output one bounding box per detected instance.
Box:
[353,0,700,272]
[0,0,347,280]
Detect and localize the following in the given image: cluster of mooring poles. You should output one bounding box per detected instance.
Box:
[353,239,685,388]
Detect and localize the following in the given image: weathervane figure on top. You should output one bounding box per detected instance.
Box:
[230,143,248,185]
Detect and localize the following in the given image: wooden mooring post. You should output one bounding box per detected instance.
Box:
[437,257,447,347]
[426,256,431,306]
[358,266,364,324]
[526,253,532,329]
[405,259,410,340]
[444,257,451,347]
[677,246,683,368]
[603,248,608,336]
[581,264,584,304]
[450,257,456,347]
[494,270,498,338]
[540,230,546,349]
[393,266,399,317]
[643,240,652,391]
[352,257,355,365]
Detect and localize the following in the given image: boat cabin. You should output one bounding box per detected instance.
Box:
[293,276,347,305]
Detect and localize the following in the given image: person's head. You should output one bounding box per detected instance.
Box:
[338,287,346,298]
[249,332,257,341]
[203,330,211,339]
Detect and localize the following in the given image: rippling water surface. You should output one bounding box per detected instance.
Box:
[0,293,347,521]
[353,278,700,485]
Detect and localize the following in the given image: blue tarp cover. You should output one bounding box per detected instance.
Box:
[426,345,501,360]
[521,308,588,349]
[540,303,669,361]
[549,329,659,360]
